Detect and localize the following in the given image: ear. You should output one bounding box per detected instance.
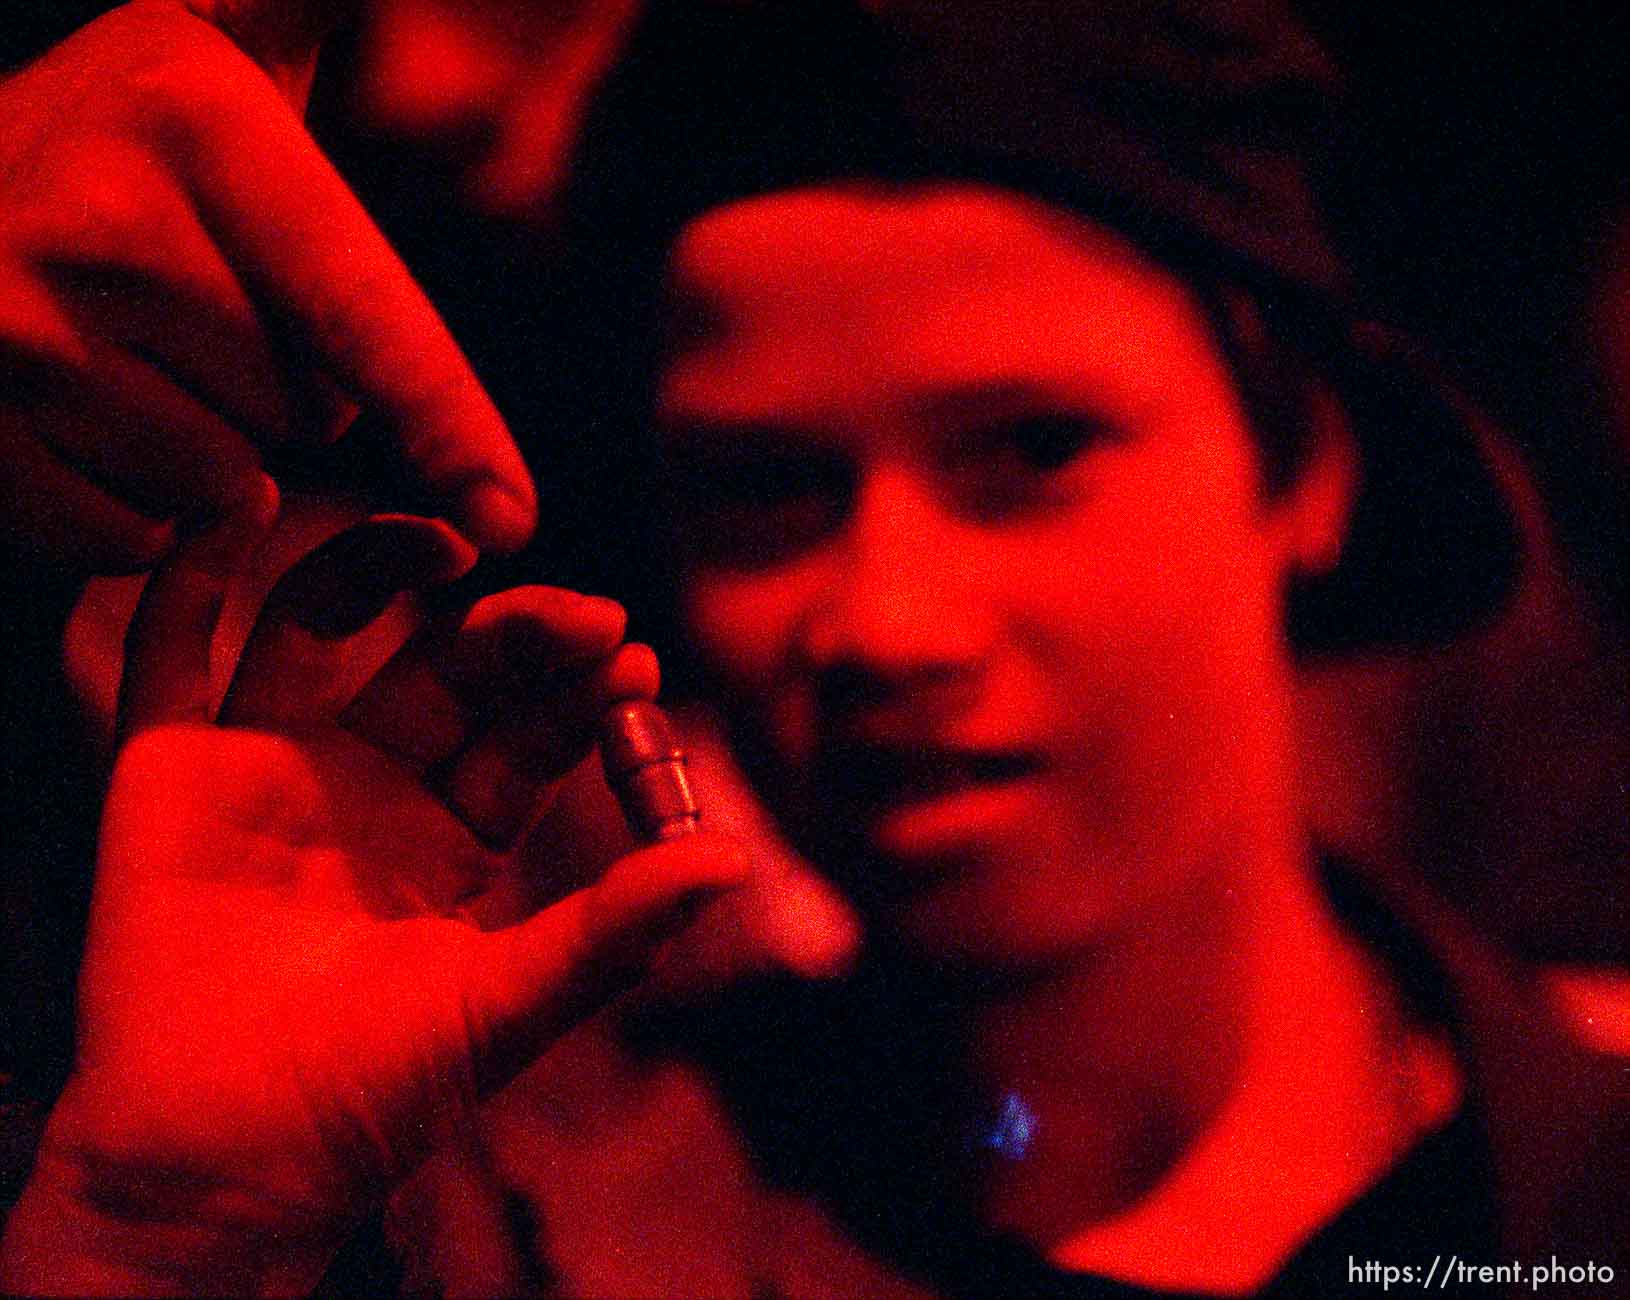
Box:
[1272,382,1358,576]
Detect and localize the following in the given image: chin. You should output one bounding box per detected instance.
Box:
[868,869,1120,982]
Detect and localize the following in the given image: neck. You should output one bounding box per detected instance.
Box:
[960,820,1284,1238]
[954,828,1458,1291]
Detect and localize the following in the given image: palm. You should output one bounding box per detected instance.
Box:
[80,727,499,1209]
[35,517,746,1284]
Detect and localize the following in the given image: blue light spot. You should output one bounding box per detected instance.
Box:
[980,1091,1036,1160]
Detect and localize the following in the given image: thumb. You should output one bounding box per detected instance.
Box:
[638,857,862,1006]
[187,0,360,110]
[665,703,862,985]
[462,833,753,1090]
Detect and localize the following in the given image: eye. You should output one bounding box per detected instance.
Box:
[945,413,1110,520]
[663,440,853,568]
[1000,414,1102,471]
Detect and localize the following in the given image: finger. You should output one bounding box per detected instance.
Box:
[443,587,630,691]
[35,342,265,521]
[747,860,861,980]
[0,405,176,573]
[41,247,338,449]
[436,642,662,849]
[221,515,476,728]
[465,833,753,1089]
[651,706,862,990]
[641,860,863,1004]
[339,586,632,777]
[334,626,472,773]
[166,41,538,550]
[116,474,280,741]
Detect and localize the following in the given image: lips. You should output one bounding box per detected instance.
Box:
[817,741,1043,821]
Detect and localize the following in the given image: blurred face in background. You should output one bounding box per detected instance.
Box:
[345,0,643,224]
[656,183,1342,973]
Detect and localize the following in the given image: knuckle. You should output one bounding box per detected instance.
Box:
[4,144,189,279]
[55,171,173,259]
[120,23,243,124]
[124,62,233,150]
[121,41,277,161]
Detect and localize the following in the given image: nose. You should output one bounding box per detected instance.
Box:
[794,466,996,698]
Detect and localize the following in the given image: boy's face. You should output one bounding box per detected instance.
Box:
[656,183,1324,971]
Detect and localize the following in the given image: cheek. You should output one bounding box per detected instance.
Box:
[684,569,798,683]
[681,564,827,760]
[688,566,838,788]
[1023,435,1277,665]
[1030,519,1279,755]
[1009,450,1286,813]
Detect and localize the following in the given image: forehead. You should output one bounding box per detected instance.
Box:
[659,182,1235,431]
[676,179,1146,272]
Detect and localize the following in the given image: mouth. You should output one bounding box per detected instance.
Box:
[823,744,1039,799]
[817,742,1045,856]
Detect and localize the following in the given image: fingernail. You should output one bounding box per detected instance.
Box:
[464,480,536,553]
[551,591,630,650]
